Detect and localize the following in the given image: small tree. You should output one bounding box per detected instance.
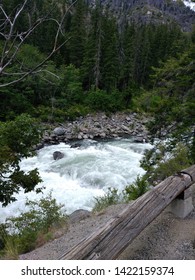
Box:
[0,114,42,206]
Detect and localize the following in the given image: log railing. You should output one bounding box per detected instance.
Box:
[59,165,195,260]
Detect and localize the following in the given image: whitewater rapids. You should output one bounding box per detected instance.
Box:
[0,138,152,223]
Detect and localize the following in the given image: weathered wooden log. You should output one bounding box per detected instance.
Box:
[59,165,195,260]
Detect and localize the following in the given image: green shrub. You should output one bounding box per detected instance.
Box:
[93,187,121,212]
[34,106,67,123]
[2,192,67,255]
[93,176,150,212]
[123,175,149,201]
[85,89,124,112]
[141,142,191,184]
[65,105,90,121]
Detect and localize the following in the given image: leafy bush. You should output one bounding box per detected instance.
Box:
[123,175,149,201]
[93,187,121,212]
[93,176,150,212]
[65,105,90,121]
[141,142,191,184]
[1,192,67,256]
[85,88,124,112]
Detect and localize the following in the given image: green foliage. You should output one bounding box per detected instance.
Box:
[68,0,87,67]
[1,192,67,255]
[93,176,150,212]
[0,114,42,206]
[85,88,124,112]
[60,64,83,105]
[123,176,149,201]
[141,143,192,184]
[144,42,195,163]
[65,105,90,121]
[1,0,191,119]
[0,226,19,260]
[93,188,121,212]
[35,106,67,123]
[36,104,90,122]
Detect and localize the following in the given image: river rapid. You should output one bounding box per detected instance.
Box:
[0,138,152,223]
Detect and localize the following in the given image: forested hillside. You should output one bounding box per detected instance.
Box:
[0,0,195,205]
[0,0,194,118]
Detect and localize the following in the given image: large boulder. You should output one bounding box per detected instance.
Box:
[53,127,65,136]
[53,151,65,160]
[69,209,91,224]
[134,136,147,143]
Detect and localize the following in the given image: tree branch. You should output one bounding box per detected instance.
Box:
[0,0,78,87]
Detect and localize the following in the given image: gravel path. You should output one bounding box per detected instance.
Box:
[20,185,195,260]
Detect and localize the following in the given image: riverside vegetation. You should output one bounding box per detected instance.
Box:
[0,0,195,258]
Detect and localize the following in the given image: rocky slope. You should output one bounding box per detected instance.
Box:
[86,0,195,31]
[39,112,150,148]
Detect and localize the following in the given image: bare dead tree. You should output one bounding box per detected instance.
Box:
[0,0,78,88]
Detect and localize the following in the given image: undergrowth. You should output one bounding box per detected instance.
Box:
[0,192,67,259]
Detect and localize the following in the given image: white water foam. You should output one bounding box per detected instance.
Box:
[0,139,153,223]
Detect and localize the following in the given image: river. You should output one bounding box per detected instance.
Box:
[0,138,152,223]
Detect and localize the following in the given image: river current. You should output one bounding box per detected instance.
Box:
[0,138,152,223]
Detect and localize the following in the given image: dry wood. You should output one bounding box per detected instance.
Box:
[59,165,195,260]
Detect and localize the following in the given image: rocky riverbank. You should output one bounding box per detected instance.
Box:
[37,112,151,148]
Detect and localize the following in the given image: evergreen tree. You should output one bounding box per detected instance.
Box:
[147,42,195,163]
[81,0,103,90]
[101,12,119,92]
[119,24,135,91]
[68,0,87,67]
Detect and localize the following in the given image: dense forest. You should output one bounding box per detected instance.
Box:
[0,0,195,205]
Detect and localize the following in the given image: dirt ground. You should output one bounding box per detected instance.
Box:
[20,184,195,260]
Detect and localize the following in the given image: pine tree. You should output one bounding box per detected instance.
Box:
[101,12,119,92]
[81,0,103,90]
[68,0,87,68]
[119,24,135,91]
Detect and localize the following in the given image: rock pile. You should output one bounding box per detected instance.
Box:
[40,112,150,147]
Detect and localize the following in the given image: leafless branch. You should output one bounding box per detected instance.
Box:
[0,0,78,87]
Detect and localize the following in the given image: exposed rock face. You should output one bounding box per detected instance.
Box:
[53,151,65,160]
[40,112,151,147]
[86,0,195,31]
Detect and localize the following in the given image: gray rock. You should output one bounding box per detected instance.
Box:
[121,125,131,132]
[69,209,91,224]
[100,132,106,138]
[53,127,65,136]
[71,143,82,149]
[53,151,65,160]
[36,143,44,150]
[134,136,146,143]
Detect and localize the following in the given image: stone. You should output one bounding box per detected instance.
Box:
[100,132,106,138]
[43,113,150,144]
[77,134,83,140]
[53,127,65,136]
[53,151,65,160]
[121,125,130,132]
[134,136,146,143]
[71,143,82,149]
[36,143,44,150]
[69,209,91,223]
